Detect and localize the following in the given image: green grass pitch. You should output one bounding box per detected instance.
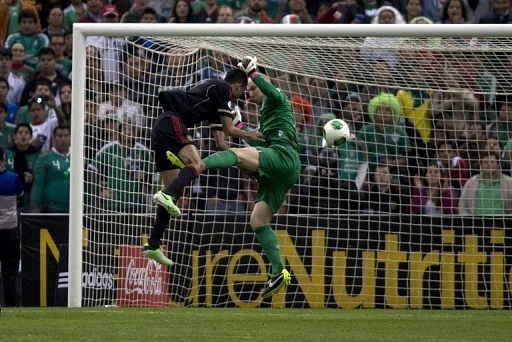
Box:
[1,308,511,341]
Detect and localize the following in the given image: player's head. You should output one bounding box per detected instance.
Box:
[246,74,269,105]
[224,68,248,102]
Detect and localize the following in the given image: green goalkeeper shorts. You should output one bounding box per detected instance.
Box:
[255,144,301,213]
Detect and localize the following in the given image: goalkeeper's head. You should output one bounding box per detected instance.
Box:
[225,68,248,102]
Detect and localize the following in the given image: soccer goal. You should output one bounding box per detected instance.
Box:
[70,24,512,309]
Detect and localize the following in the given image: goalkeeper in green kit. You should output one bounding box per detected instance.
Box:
[153,56,301,299]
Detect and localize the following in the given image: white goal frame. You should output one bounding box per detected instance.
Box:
[69,23,512,308]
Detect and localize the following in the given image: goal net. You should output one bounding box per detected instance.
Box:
[70,24,512,309]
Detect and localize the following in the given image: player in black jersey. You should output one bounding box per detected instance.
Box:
[143,68,262,265]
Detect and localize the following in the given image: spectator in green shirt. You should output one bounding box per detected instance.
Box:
[5,9,49,69]
[459,151,512,215]
[49,33,72,79]
[0,102,15,150]
[356,92,410,173]
[31,125,70,212]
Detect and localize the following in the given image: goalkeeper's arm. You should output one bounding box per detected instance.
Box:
[238,56,283,103]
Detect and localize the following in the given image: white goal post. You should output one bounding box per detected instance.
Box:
[70,24,512,308]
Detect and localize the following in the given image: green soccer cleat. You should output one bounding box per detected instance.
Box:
[153,190,182,217]
[261,269,291,299]
[142,243,174,267]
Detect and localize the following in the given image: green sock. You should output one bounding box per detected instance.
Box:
[203,150,238,170]
[255,225,283,275]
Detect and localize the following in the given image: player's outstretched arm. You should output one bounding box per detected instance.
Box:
[220,111,263,141]
[238,56,283,103]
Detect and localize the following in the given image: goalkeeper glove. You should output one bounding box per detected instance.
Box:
[231,105,247,130]
[237,56,258,77]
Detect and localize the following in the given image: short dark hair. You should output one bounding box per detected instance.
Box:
[19,8,38,23]
[34,79,52,89]
[14,122,32,135]
[38,47,56,58]
[0,76,8,87]
[53,125,70,136]
[224,68,248,88]
[50,32,65,41]
[0,47,12,59]
[142,7,158,17]
[0,101,7,112]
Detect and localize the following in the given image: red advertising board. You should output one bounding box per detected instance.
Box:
[117,245,169,307]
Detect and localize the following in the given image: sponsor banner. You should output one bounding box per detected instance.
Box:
[20,214,69,307]
[117,245,169,307]
[20,214,512,308]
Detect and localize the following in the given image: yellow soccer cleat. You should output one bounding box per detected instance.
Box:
[261,269,291,299]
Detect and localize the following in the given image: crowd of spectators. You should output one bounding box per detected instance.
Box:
[0,0,511,218]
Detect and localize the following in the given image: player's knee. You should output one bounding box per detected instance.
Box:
[188,161,205,175]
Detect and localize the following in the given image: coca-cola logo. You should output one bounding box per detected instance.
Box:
[124,258,164,295]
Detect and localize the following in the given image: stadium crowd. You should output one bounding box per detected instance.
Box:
[1,0,512,305]
[1,0,512,215]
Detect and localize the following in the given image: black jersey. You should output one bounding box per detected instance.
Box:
[158,79,232,127]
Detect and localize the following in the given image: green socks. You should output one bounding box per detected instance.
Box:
[203,150,238,170]
[255,225,283,275]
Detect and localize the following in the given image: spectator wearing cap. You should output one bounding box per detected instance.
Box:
[216,5,234,23]
[0,101,15,149]
[10,42,34,84]
[27,95,58,153]
[234,0,274,23]
[191,0,219,23]
[0,77,19,125]
[78,0,103,23]
[122,0,150,23]
[0,145,24,306]
[0,48,26,106]
[459,151,512,215]
[0,0,42,42]
[5,9,49,70]
[64,0,88,28]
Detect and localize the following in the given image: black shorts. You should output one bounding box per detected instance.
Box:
[151,112,193,172]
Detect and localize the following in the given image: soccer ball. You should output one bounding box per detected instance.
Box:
[322,119,350,146]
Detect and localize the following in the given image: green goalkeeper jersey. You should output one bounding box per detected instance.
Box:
[31,149,70,212]
[252,74,300,153]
